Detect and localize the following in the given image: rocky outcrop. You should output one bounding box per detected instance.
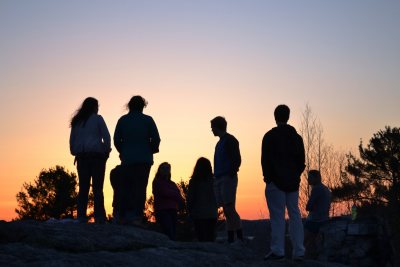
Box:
[317,217,394,267]
[0,220,348,267]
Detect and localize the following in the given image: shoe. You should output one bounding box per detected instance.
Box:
[292,255,304,262]
[264,251,284,261]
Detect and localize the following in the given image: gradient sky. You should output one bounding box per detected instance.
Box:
[1,1,399,221]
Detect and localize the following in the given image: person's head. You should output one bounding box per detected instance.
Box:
[308,170,322,186]
[127,95,148,113]
[274,104,290,124]
[70,97,99,128]
[210,116,227,137]
[155,162,171,180]
[191,157,213,180]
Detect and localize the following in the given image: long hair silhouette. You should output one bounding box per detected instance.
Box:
[191,157,213,181]
[70,97,98,128]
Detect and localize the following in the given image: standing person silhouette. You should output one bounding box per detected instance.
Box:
[187,157,218,242]
[152,162,183,240]
[69,97,111,223]
[262,104,306,261]
[114,95,160,225]
[211,116,243,244]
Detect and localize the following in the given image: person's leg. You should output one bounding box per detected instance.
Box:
[155,210,167,236]
[223,204,241,231]
[205,218,217,242]
[221,175,242,242]
[115,170,125,223]
[304,221,319,259]
[194,219,214,242]
[156,209,176,240]
[110,166,123,223]
[76,157,91,222]
[286,190,305,257]
[214,178,228,240]
[91,157,107,223]
[170,209,177,241]
[120,165,135,222]
[133,164,151,221]
[265,182,286,256]
[194,219,203,241]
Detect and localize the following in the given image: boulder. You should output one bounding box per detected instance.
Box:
[0,220,347,267]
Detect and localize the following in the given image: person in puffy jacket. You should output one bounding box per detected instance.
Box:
[69,97,111,223]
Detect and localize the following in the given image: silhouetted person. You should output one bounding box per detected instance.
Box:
[187,157,218,242]
[211,116,243,243]
[114,95,160,225]
[110,164,124,223]
[261,104,305,261]
[69,97,111,223]
[152,162,183,240]
[304,170,331,259]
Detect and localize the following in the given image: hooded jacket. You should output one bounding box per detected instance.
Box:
[261,124,305,192]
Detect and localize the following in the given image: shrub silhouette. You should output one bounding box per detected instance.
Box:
[332,126,400,211]
[16,166,78,220]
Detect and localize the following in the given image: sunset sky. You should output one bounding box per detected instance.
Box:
[1,1,399,221]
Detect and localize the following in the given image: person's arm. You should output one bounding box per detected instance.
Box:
[186,180,195,214]
[149,117,161,154]
[113,119,122,153]
[306,187,320,212]
[98,115,111,155]
[261,133,273,183]
[171,183,184,205]
[297,135,306,175]
[69,127,77,156]
[226,136,241,175]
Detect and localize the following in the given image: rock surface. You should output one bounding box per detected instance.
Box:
[0,220,347,267]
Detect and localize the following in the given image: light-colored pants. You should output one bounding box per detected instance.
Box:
[265,182,305,257]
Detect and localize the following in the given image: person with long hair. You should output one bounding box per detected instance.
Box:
[152,162,183,240]
[69,97,111,223]
[113,95,161,225]
[187,157,218,242]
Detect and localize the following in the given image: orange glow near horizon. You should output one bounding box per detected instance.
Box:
[1,1,399,222]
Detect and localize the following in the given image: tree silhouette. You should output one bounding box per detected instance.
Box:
[15,166,78,220]
[144,194,155,222]
[299,104,347,216]
[332,126,400,211]
[176,179,190,223]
